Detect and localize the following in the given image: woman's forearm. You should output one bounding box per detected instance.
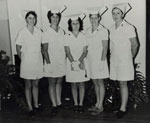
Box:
[43,51,51,64]
[101,40,108,61]
[65,46,74,63]
[131,44,139,58]
[78,46,88,62]
[101,48,107,61]
[66,52,74,63]
[78,51,88,62]
[42,43,51,64]
[130,37,139,59]
[16,45,22,59]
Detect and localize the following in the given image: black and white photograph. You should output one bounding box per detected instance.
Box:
[0,0,149,123]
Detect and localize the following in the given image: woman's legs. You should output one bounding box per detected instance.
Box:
[92,79,99,107]
[119,81,128,112]
[56,77,64,106]
[24,79,32,111]
[32,79,39,108]
[71,83,78,106]
[48,78,57,107]
[91,79,105,115]
[79,82,85,106]
[97,79,105,109]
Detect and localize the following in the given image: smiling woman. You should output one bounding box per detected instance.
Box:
[25,12,37,27]
[42,8,66,115]
[15,11,43,116]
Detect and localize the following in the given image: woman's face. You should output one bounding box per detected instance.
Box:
[112,8,124,22]
[89,14,100,27]
[71,20,80,32]
[51,14,60,26]
[26,14,36,26]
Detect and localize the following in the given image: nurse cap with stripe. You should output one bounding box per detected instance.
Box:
[85,6,108,16]
[65,13,86,21]
[50,5,67,14]
[112,3,132,16]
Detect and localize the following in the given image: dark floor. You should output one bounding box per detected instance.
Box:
[0,102,150,123]
[0,76,150,123]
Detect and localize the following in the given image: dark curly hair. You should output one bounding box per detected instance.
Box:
[25,11,37,25]
[89,13,101,23]
[47,10,61,24]
[68,17,83,32]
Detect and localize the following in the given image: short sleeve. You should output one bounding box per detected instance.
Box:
[126,25,136,38]
[15,32,23,46]
[101,29,108,41]
[42,32,49,44]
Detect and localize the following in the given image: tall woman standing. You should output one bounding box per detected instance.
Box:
[109,3,139,118]
[16,11,43,115]
[42,7,67,115]
[65,14,89,113]
[85,7,109,115]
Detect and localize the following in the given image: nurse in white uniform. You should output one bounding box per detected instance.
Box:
[42,7,67,115]
[109,3,139,118]
[85,7,109,115]
[65,14,89,113]
[16,11,43,115]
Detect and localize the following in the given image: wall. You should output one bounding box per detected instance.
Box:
[0,0,12,62]
[0,20,11,59]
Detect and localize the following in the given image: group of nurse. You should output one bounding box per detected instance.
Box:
[15,3,139,118]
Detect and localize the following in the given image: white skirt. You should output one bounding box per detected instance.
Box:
[20,52,43,79]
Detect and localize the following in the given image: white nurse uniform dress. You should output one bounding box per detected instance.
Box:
[42,27,66,78]
[109,20,136,81]
[86,25,109,79]
[15,27,43,79]
[65,32,90,83]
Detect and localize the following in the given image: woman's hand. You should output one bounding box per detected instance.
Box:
[79,60,85,70]
[71,61,80,71]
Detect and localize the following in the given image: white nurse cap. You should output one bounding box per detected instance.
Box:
[85,6,108,16]
[50,5,67,14]
[65,13,86,21]
[112,3,132,15]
